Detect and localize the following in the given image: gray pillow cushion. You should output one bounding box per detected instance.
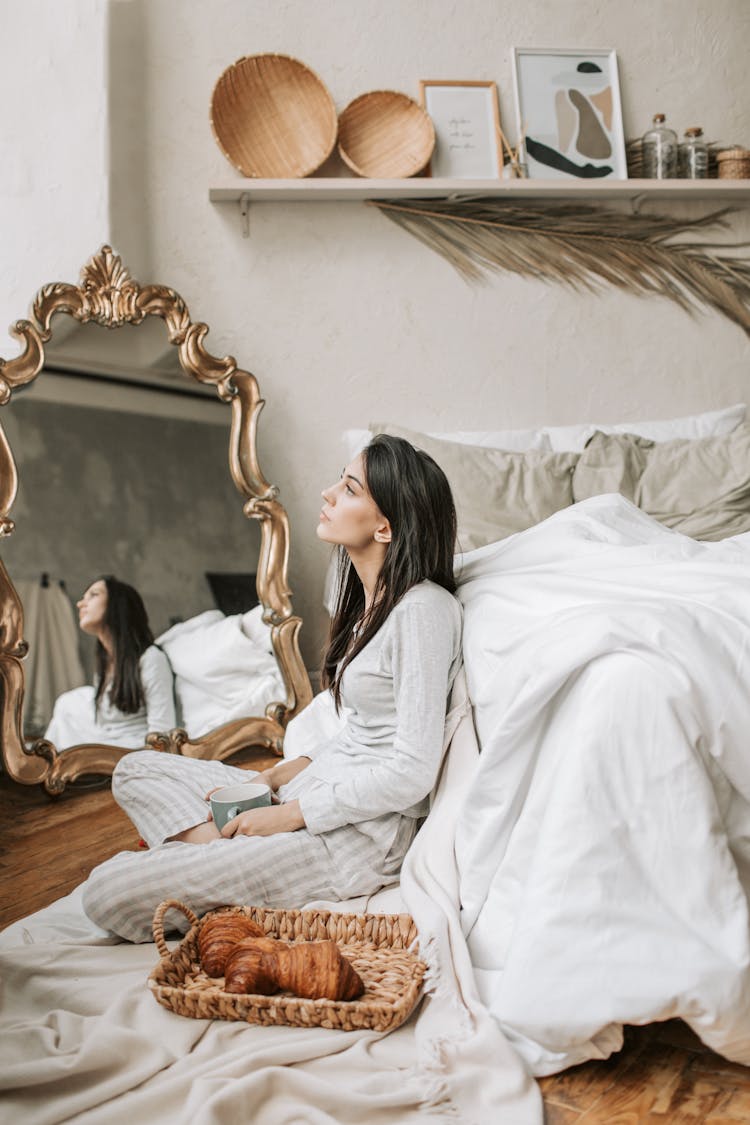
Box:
[369,423,578,550]
[572,424,750,540]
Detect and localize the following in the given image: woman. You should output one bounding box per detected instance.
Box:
[82,436,462,942]
[45,575,175,750]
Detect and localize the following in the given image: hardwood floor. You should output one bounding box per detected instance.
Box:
[0,747,278,929]
[2,761,749,1122]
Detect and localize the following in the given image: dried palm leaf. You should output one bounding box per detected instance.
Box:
[369,197,750,337]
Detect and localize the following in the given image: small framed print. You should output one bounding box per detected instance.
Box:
[511,47,627,180]
[419,80,503,179]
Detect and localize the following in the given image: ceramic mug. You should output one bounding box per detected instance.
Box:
[209,781,272,831]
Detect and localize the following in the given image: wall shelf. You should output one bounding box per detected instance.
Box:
[209,178,750,236]
[210,177,750,203]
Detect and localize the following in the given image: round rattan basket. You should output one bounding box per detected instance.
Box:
[717,147,750,179]
[337,91,435,178]
[210,54,337,178]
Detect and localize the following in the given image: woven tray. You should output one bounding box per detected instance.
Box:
[149,899,426,1033]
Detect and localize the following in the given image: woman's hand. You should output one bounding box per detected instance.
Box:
[203,758,311,817]
[221,800,305,838]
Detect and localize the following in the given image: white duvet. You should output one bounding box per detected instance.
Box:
[455,494,750,1075]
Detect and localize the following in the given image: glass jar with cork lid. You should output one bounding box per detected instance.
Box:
[641,114,678,178]
[678,127,709,178]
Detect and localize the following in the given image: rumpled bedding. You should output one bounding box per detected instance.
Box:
[0,671,541,1125]
[156,607,285,738]
[455,494,750,1075]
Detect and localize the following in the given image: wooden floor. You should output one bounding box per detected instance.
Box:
[2,763,750,1123]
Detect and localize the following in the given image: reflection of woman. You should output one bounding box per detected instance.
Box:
[83,435,463,942]
[44,575,175,750]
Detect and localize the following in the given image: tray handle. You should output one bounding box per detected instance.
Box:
[152,898,199,960]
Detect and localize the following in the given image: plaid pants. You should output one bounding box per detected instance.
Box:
[82,751,415,942]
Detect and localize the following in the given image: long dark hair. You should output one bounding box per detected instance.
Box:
[322,434,457,709]
[93,575,154,714]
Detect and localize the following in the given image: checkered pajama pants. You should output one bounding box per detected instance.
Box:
[82,751,414,942]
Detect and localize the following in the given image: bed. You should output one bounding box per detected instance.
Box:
[156,605,285,739]
[2,402,750,1123]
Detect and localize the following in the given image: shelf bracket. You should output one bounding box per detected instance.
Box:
[239,193,251,238]
[629,192,646,216]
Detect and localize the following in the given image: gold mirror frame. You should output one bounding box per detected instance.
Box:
[0,246,312,794]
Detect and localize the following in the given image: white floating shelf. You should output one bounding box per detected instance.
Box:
[210,177,750,203]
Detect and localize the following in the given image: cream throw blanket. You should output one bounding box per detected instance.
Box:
[0,672,541,1125]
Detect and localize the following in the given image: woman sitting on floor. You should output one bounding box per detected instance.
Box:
[45,575,175,751]
[82,434,463,942]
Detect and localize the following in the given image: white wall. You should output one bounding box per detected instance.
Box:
[0,0,109,354]
[2,0,749,666]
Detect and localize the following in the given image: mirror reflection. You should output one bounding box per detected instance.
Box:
[46,575,176,750]
[3,362,283,750]
[0,246,311,791]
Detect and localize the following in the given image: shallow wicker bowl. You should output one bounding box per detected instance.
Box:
[210,54,337,178]
[337,90,435,178]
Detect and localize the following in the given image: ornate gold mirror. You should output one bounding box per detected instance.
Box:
[0,246,312,794]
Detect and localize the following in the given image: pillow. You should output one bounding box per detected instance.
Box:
[343,425,550,460]
[369,422,578,550]
[572,424,750,540]
[543,403,746,453]
[156,611,284,737]
[240,604,275,655]
[343,405,746,461]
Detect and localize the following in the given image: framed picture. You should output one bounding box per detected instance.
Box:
[511,47,627,180]
[419,80,503,179]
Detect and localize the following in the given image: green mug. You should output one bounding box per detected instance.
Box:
[210,781,272,831]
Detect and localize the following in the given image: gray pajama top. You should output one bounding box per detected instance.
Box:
[281,580,463,833]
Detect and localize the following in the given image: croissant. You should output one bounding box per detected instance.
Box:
[199,912,266,977]
[222,936,364,1002]
[276,940,364,1002]
[224,936,282,995]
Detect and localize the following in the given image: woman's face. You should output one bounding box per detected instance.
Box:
[77,580,108,635]
[318,454,390,554]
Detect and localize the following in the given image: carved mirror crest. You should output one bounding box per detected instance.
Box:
[0,246,312,794]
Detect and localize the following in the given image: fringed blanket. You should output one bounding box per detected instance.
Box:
[0,671,541,1124]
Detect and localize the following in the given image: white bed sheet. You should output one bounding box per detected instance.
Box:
[455,494,750,1075]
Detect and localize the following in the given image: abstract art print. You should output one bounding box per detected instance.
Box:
[511,47,627,180]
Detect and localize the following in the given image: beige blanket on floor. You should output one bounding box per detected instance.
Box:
[0,673,541,1124]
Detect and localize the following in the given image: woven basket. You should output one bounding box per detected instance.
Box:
[149,899,426,1032]
[717,147,750,179]
[337,91,435,178]
[210,54,337,178]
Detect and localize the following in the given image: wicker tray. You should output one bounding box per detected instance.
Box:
[149,899,426,1033]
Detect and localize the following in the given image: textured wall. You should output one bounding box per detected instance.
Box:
[1,396,259,674]
[2,0,749,668]
[139,0,750,663]
[0,0,109,356]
